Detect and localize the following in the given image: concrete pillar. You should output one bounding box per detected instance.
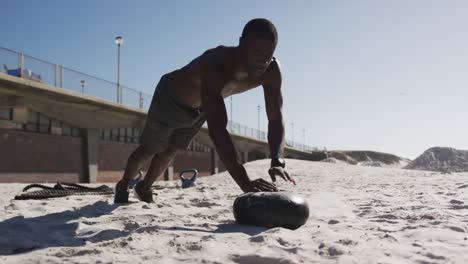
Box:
[243,151,249,164]
[168,166,174,180]
[164,166,173,181]
[211,148,219,174]
[0,105,27,131]
[85,129,99,183]
[12,106,27,124]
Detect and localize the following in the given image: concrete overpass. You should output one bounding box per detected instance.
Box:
[0,73,324,181]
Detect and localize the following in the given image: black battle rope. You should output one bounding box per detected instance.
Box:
[14,182,114,200]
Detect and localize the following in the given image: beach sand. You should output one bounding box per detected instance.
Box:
[0,159,467,263]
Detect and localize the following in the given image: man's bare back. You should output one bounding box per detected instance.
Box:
[166,45,279,109]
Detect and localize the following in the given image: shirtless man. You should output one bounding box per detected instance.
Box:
[115,18,295,203]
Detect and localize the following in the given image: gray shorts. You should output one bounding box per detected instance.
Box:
[140,74,206,154]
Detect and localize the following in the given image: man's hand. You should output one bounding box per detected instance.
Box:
[241,178,278,193]
[268,166,296,185]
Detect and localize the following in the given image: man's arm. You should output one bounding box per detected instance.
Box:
[201,61,277,192]
[263,59,295,184]
[263,59,285,163]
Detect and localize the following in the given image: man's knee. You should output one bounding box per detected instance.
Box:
[162,145,179,160]
[132,145,156,161]
[147,146,177,164]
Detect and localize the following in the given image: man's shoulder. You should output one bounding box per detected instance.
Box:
[201,45,233,64]
[199,46,234,77]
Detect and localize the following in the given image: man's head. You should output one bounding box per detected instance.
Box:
[239,18,278,78]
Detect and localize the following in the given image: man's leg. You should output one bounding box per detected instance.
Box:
[139,145,178,192]
[118,145,154,190]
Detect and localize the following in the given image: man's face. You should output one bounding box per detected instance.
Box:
[240,37,276,78]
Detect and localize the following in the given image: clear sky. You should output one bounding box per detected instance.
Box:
[2,0,468,159]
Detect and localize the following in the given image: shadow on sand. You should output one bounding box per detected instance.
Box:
[134,222,267,237]
[0,201,124,255]
[0,200,269,255]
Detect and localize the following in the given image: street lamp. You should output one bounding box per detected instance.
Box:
[115,36,123,103]
[291,122,295,147]
[302,128,306,150]
[230,96,233,130]
[257,105,261,139]
[257,105,261,130]
[80,80,86,94]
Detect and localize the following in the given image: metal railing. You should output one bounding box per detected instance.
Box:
[223,121,325,152]
[0,46,325,152]
[227,120,267,141]
[0,47,151,110]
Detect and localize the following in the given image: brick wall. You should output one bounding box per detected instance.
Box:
[97,140,139,183]
[0,129,84,183]
[97,141,216,182]
[172,151,212,180]
[0,129,224,184]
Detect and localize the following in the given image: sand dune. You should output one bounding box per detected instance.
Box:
[405,147,468,173]
[0,159,467,263]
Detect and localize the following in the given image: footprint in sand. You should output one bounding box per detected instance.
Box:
[231,254,295,264]
[356,207,374,218]
[249,235,267,243]
[189,198,220,208]
[450,205,468,210]
[419,252,446,261]
[336,238,357,246]
[318,243,346,257]
[248,235,294,251]
[276,237,292,247]
[123,221,141,231]
[184,241,202,251]
[4,203,19,210]
[190,212,219,221]
[449,199,464,205]
[445,225,465,233]
[54,248,102,258]
[200,235,216,241]
[379,233,398,242]
[249,235,289,245]
[374,214,398,220]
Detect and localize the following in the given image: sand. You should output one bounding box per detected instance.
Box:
[0,159,467,263]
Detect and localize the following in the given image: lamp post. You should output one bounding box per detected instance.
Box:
[257,105,261,139]
[80,80,86,94]
[230,97,233,130]
[302,128,306,150]
[291,122,295,147]
[257,105,261,130]
[115,36,123,103]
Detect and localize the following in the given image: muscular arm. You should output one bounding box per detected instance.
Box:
[200,62,252,191]
[199,48,279,192]
[263,59,285,163]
